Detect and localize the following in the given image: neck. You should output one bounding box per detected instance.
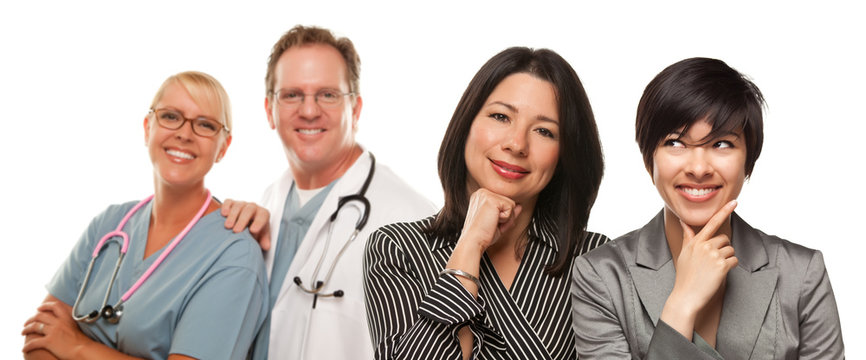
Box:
[663,207,732,264]
[290,145,362,189]
[151,180,212,228]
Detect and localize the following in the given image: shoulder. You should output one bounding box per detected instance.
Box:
[751,227,825,275]
[367,162,436,213]
[260,169,292,204]
[79,200,149,237]
[369,216,435,244]
[582,227,640,262]
[579,231,612,255]
[189,211,265,272]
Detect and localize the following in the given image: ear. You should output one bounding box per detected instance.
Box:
[216,134,232,162]
[265,96,276,130]
[143,115,151,144]
[351,95,363,132]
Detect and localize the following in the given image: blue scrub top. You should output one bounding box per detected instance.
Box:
[48,200,269,360]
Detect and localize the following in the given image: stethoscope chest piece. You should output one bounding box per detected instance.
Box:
[101,305,123,324]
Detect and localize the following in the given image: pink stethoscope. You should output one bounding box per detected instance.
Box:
[71,191,212,324]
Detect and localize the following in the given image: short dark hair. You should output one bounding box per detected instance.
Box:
[264,25,360,97]
[427,47,604,276]
[636,57,765,176]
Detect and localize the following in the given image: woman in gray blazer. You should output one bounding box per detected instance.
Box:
[570,58,844,359]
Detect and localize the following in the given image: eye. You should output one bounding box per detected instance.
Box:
[318,89,340,99]
[534,127,556,139]
[714,140,734,149]
[159,110,181,122]
[489,113,508,122]
[279,90,303,101]
[195,119,219,132]
[663,139,685,148]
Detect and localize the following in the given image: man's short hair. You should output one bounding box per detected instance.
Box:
[265,25,361,98]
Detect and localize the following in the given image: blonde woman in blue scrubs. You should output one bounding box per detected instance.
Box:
[22,71,268,360]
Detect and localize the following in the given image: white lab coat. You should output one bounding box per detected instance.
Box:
[260,150,436,360]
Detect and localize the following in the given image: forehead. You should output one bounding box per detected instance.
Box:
[675,120,743,143]
[274,44,349,90]
[485,73,558,121]
[156,81,217,118]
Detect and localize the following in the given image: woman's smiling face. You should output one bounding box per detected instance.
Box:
[463,73,560,205]
[652,120,747,227]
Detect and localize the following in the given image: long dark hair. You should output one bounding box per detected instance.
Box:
[426,47,604,276]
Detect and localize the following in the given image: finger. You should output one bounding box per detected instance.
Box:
[498,204,523,234]
[232,204,257,233]
[724,256,739,270]
[697,200,738,240]
[220,199,235,217]
[249,208,270,234]
[224,201,246,229]
[30,311,58,326]
[21,321,45,336]
[23,314,38,327]
[717,245,735,259]
[706,234,732,249]
[22,334,48,353]
[679,219,696,244]
[259,231,271,252]
[512,204,523,221]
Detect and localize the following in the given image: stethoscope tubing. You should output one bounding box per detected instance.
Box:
[294,154,375,298]
[72,191,212,323]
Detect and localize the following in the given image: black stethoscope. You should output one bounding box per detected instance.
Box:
[292,154,374,308]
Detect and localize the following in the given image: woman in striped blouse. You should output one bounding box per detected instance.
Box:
[363,47,608,359]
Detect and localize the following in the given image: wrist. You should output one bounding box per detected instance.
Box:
[454,234,487,257]
[660,292,699,339]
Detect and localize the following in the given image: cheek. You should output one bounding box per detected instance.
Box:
[539,144,559,174]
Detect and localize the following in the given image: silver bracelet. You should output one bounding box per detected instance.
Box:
[439,268,481,287]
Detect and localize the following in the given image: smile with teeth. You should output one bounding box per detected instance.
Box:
[678,186,718,197]
[166,149,195,160]
[297,128,325,134]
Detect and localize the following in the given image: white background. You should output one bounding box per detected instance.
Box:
[2,0,863,357]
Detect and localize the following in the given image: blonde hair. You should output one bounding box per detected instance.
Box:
[150,71,233,134]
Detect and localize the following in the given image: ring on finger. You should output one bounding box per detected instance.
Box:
[38,322,45,334]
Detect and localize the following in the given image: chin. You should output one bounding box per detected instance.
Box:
[669,206,716,228]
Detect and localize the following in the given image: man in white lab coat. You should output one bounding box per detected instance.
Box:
[224,25,435,359]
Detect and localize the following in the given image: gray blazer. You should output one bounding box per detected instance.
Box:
[570,211,844,359]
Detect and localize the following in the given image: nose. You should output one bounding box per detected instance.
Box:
[174,119,195,141]
[502,125,528,156]
[298,95,321,120]
[685,148,713,179]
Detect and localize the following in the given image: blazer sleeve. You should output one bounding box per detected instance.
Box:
[571,252,721,360]
[797,250,845,359]
[570,254,633,359]
[364,228,488,360]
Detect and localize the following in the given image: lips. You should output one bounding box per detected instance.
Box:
[296,128,325,135]
[490,159,529,180]
[676,184,720,202]
[166,148,195,160]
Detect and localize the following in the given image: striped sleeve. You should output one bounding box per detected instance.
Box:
[364,224,465,360]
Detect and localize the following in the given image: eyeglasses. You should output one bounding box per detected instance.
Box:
[149,109,229,137]
[273,88,354,109]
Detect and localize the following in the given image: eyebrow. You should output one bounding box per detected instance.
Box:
[159,107,218,122]
[487,101,559,124]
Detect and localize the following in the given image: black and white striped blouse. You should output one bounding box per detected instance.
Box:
[364,215,609,359]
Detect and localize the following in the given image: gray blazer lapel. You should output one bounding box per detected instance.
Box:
[630,212,676,326]
[717,213,779,359]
